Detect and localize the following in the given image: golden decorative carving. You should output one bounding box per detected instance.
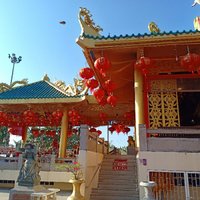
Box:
[148,22,160,34]
[148,79,180,128]
[0,79,28,93]
[42,74,50,82]
[54,78,88,96]
[78,7,103,36]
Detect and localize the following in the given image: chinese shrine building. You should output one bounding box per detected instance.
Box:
[76,8,200,199]
[1,7,200,200]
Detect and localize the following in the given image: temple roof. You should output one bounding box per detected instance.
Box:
[0,80,84,101]
[81,29,200,40]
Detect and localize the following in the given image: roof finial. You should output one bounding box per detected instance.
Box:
[148,22,160,34]
[192,0,200,7]
[78,7,103,36]
[43,74,50,82]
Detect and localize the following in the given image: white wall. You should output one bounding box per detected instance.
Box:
[138,151,200,198]
[0,170,72,182]
[78,150,104,200]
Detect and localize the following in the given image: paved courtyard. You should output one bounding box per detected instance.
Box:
[0,189,71,200]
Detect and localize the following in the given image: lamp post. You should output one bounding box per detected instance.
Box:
[8,53,22,85]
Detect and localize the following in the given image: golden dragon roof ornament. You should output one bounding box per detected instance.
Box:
[0,79,28,93]
[78,7,103,36]
[54,78,88,96]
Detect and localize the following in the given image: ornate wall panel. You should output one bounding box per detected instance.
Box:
[148,79,180,128]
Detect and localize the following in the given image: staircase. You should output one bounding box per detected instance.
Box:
[90,155,139,200]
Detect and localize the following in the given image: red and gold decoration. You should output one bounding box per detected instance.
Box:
[94,57,110,77]
[79,67,94,79]
[104,79,116,94]
[108,123,130,134]
[135,56,154,76]
[85,79,99,91]
[180,52,200,73]
[68,109,81,126]
[93,88,105,103]
[107,95,117,107]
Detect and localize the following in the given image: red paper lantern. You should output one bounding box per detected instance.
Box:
[86,79,99,90]
[68,110,79,117]
[98,97,107,106]
[52,109,63,120]
[107,95,117,107]
[108,126,115,133]
[180,53,200,73]
[123,127,130,134]
[79,67,94,79]
[94,57,110,77]
[32,129,40,137]
[89,127,97,132]
[8,127,22,136]
[104,79,116,93]
[97,130,102,136]
[23,110,35,118]
[135,56,153,76]
[93,88,105,102]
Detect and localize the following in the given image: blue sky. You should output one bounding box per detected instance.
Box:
[0,0,199,147]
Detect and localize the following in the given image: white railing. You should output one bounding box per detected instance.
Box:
[139,125,200,152]
[87,132,108,154]
[0,154,76,171]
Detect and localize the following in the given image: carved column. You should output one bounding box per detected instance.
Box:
[59,110,68,158]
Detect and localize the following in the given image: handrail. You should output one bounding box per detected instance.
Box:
[87,162,102,189]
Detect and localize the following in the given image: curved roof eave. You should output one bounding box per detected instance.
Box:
[77,29,200,50]
[0,96,86,104]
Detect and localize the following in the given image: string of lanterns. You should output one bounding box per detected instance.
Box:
[79,56,118,107]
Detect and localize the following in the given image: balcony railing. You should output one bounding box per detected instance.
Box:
[139,125,200,152]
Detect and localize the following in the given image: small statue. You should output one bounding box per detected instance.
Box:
[127,136,135,147]
[17,143,41,187]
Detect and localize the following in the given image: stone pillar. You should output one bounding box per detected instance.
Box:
[140,181,156,200]
[139,124,148,151]
[80,125,89,151]
[134,67,145,148]
[59,110,68,158]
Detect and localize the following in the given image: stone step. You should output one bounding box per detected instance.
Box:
[103,157,137,161]
[98,179,138,185]
[98,183,138,190]
[104,155,137,159]
[91,188,138,196]
[90,193,139,200]
[99,174,137,180]
[100,169,137,174]
[101,162,137,167]
[90,195,139,200]
[89,155,139,200]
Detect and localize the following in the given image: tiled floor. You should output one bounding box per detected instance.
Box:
[0,189,71,200]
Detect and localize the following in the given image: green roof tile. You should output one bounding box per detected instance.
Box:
[82,29,200,40]
[0,81,83,100]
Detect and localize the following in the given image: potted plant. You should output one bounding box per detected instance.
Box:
[55,161,85,200]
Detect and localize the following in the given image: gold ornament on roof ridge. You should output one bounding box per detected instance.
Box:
[0,79,28,93]
[78,7,103,36]
[148,22,160,34]
[54,78,88,96]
